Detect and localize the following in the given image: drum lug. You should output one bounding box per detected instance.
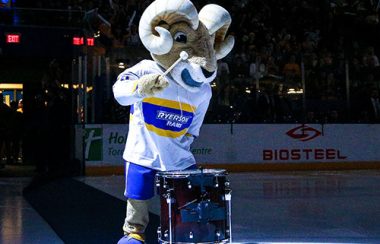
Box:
[224,192,232,201]
[166,197,174,204]
[189,231,194,239]
[164,189,175,203]
[215,177,219,187]
[187,181,192,189]
[163,178,168,189]
[155,178,161,187]
[225,181,230,188]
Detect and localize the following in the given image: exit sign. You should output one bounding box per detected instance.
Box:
[6,33,21,44]
[73,36,84,45]
[72,36,95,46]
[86,38,94,46]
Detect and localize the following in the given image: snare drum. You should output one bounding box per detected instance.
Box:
[156,169,232,243]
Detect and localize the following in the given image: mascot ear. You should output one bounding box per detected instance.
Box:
[138,0,199,55]
[199,4,235,60]
[215,35,235,60]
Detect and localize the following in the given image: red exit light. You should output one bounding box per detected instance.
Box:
[73,36,84,45]
[72,37,95,46]
[86,38,94,46]
[6,34,21,44]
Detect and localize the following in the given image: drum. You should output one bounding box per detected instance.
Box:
[156,168,232,243]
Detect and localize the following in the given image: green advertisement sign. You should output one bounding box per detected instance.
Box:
[84,128,103,161]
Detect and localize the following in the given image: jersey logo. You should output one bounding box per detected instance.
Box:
[142,97,196,138]
[156,110,191,128]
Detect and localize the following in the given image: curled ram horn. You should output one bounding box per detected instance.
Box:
[139,0,199,55]
[199,4,235,60]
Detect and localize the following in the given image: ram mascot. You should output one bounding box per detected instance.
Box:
[113,0,234,243]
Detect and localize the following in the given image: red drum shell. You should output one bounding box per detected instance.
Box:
[157,169,230,243]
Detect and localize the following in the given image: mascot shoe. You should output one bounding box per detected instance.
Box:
[117,233,145,244]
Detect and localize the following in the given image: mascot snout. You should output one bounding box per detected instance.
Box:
[170,59,217,92]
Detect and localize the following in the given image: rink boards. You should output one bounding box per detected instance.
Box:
[75,124,380,174]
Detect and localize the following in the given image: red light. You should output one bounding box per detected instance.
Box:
[73,36,84,45]
[86,38,94,46]
[6,34,20,44]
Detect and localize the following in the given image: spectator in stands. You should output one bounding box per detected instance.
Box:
[126,24,139,46]
[218,59,230,78]
[283,55,301,80]
[304,29,320,47]
[266,56,280,76]
[217,59,230,87]
[11,0,380,124]
[363,46,380,68]
[230,56,249,78]
[248,56,258,80]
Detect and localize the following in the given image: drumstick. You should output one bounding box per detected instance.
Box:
[159,51,189,80]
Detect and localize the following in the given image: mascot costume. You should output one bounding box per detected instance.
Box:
[113,0,234,243]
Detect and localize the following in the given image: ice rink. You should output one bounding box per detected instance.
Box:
[1,170,380,243]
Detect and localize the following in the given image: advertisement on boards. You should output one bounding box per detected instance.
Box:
[77,124,380,166]
[82,124,128,166]
[193,124,380,164]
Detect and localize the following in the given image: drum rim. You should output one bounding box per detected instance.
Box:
[158,238,230,244]
[157,168,226,177]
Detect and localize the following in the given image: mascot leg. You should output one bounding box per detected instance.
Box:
[124,198,149,234]
[118,162,156,244]
[118,199,149,244]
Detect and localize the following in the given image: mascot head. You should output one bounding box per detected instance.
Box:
[138,0,234,92]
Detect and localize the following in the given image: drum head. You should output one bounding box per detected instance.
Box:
[157,168,226,178]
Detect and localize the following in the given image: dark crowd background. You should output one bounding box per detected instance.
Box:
[1,0,380,172]
[6,0,380,124]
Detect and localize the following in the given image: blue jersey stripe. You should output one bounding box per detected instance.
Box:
[142,102,194,133]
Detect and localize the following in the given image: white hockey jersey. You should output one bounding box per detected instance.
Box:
[113,60,212,171]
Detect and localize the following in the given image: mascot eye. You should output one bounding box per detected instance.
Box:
[174,32,187,43]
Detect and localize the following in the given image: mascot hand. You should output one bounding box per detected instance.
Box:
[137,74,169,97]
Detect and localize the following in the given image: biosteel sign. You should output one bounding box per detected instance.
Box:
[262,124,348,162]
[193,124,380,164]
[77,124,380,166]
[285,124,321,142]
[262,148,347,161]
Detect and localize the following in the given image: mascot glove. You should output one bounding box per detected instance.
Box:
[137,74,169,97]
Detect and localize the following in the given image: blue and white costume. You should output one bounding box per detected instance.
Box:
[114,60,211,171]
[113,60,211,202]
[114,0,233,242]
[114,60,211,242]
